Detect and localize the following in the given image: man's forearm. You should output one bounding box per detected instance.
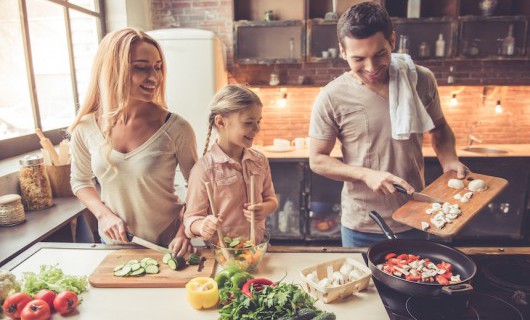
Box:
[431,122,459,167]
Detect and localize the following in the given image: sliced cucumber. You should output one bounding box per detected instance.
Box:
[130,263,141,271]
[113,264,124,272]
[130,267,145,276]
[114,265,132,277]
[162,253,172,264]
[145,265,159,274]
[167,258,178,270]
[127,259,139,265]
[140,257,151,264]
[145,259,158,266]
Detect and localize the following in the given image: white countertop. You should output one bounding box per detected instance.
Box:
[8,247,388,320]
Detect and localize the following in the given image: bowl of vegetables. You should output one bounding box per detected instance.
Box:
[208,226,269,272]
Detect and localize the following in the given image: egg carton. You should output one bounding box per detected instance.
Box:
[299,257,372,303]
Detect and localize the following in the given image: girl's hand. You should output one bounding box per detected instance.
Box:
[169,235,194,257]
[198,215,221,240]
[98,210,128,243]
[243,203,267,222]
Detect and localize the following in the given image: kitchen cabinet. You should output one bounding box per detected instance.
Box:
[233,0,530,65]
[267,155,530,244]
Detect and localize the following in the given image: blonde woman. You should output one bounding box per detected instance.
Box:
[69,28,198,256]
[183,84,277,241]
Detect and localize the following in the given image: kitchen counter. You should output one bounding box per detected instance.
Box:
[0,196,86,266]
[4,244,530,320]
[259,144,530,160]
[3,243,389,320]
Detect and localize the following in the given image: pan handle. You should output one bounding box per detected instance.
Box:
[369,211,397,240]
[441,284,474,295]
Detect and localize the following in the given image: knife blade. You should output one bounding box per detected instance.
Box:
[126,232,171,254]
[393,184,443,204]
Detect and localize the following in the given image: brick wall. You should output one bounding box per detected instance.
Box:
[151,1,530,146]
[252,85,530,146]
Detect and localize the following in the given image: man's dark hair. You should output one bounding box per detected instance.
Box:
[337,2,393,46]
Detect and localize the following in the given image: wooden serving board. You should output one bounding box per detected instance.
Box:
[88,249,216,288]
[392,171,508,237]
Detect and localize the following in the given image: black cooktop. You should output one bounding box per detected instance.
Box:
[369,254,530,320]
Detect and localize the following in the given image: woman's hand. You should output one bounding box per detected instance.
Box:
[169,235,194,257]
[98,210,128,243]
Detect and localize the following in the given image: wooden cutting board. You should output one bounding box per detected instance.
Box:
[88,249,216,288]
[392,171,508,237]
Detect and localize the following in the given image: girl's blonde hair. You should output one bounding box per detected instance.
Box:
[203,84,262,156]
[68,28,167,165]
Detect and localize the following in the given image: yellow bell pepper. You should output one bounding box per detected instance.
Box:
[186,277,219,310]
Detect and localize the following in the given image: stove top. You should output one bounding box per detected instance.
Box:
[371,254,530,320]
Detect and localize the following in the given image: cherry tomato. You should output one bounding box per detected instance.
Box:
[20,299,51,320]
[53,290,78,315]
[34,289,56,311]
[2,292,32,319]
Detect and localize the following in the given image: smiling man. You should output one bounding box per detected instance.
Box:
[309,2,468,247]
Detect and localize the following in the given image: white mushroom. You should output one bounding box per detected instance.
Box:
[306,272,318,284]
[332,271,346,286]
[463,192,474,199]
[318,278,331,288]
[340,263,353,276]
[349,269,364,281]
[468,179,487,192]
[421,221,430,231]
[454,193,462,200]
[460,197,469,203]
[448,179,465,189]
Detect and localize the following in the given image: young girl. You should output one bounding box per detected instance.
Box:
[69,28,197,256]
[183,84,277,241]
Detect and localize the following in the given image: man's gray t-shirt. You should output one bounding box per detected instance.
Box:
[309,66,444,233]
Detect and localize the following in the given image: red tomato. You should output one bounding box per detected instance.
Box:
[384,253,397,260]
[436,275,450,285]
[34,290,56,311]
[20,299,51,320]
[2,292,32,319]
[53,291,78,315]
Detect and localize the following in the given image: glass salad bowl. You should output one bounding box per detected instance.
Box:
[208,225,269,272]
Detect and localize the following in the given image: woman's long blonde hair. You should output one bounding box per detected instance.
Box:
[203,84,262,156]
[68,28,167,165]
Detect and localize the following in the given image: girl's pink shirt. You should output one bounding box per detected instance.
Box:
[183,142,276,240]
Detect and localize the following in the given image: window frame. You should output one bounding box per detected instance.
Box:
[0,0,105,160]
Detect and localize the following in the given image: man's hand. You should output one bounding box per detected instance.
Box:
[361,168,415,195]
[442,160,470,179]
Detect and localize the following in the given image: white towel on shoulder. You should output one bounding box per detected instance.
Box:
[389,53,434,140]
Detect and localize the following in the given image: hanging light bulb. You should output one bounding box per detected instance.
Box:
[495,100,503,114]
[450,93,458,106]
[277,88,288,108]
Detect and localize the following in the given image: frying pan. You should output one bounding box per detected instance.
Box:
[367,211,477,297]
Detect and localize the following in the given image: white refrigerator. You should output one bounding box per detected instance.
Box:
[148,28,227,191]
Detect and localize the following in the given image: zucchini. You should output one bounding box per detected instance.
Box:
[162,253,172,264]
[114,265,132,277]
[130,267,145,276]
[167,258,178,270]
[145,259,158,266]
[188,253,201,265]
[175,256,187,270]
[145,265,159,274]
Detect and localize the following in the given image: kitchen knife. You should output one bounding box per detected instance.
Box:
[393,184,443,204]
[126,232,171,254]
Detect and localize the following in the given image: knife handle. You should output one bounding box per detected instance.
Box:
[393,184,408,194]
[126,232,134,242]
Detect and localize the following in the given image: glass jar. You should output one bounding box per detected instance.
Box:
[19,155,53,210]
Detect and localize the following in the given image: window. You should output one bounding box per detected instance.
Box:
[0,0,104,160]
